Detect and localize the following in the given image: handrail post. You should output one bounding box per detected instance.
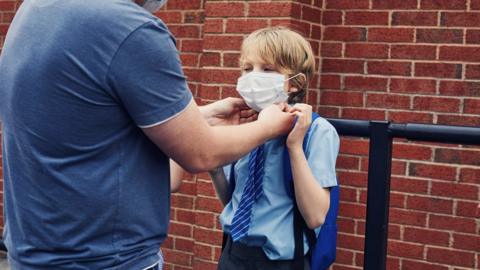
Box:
[363,121,393,270]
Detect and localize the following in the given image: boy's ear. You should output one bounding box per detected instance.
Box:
[288,87,299,93]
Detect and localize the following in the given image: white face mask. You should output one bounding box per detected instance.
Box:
[236,71,300,112]
[140,0,167,13]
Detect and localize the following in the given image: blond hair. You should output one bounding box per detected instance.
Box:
[239,26,316,103]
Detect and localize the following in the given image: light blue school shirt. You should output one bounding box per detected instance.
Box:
[0,0,192,269]
[220,117,340,260]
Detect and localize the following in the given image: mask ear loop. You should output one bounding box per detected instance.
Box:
[285,73,305,82]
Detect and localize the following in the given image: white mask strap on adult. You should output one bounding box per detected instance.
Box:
[140,0,167,13]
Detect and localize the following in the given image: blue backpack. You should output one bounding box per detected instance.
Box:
[222,112,339,270]
[283,113,339,270]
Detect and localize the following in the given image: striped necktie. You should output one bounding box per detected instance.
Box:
[230,145,265,242]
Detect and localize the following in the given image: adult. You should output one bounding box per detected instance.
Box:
[0,0,294,269]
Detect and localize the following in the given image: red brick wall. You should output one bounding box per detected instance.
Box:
[1,1,479,270]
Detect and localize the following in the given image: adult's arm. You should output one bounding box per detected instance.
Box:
[144,99,294,173]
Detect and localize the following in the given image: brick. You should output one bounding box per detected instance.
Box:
[390,78,436,94]
[344,76,388,91]
[322,11,342,25]
[437,114,480,126]
[169,222,193,238]
[404,227,450,246]
[367,93,411,109]
[317,106,340,118]
[435,148,480,166]
[391,176,429,194]
[320,91,364,106]
[368,28,414,43]
[432,182,478,200]
[345,44,389,59]
[175,238,194,252]
[193,259,217,270]
[429,214,477,234]
[323,27,366,42]
[439,81,480,96]
[176,209,195,224]
[342,108,386,120]
[368,61,412,76]
[393,143,433,160]
[345,11,389,25]
[406,195,454,214]
[415,63,462,78]
[196,197,223,212]
[466,29,480,44]
[194,212,215,228]
[183,11,204,24]
[440,46,480,62]
[409,163,457,181]
[457,201,480,218]
[453,233,480,251]
[403,259,449,270]
[205,2,245,17]
[225,19,268,33]
[389,111,434,124]
[200,52,220,67]
[171,195,194,209]
[320,74,341,89]
[413,96,461,113]
[465,99,480,114]
[203,19,223,33]
[391,45,437,60]
[336,248,355,265]
[339,202,366,220]
[416,29,463,44]
[421,0,467,10]
[202,35,243,50]
[473,0,480,9]
[0,1,16,11]
[326,0,369,9]
[182,39,203,53]
[336,155,360,170]
[157,11,183,23]
[427,247,475,268]
[372,0,418,9]
[392,11,438,26]
[337,138,369,156]
[459,168,480,184]
[466,64,480,79]
[194,227,222,245]
[194,243,213,260]
[248,2,292,17]
[321,42,342,57]
[337,232,364,250]
[301,5,321,23]
[337,171,368,187]
[167,0,202,10]
[387,241,424,259]
[322,59,365,74]
[441,12,480,27]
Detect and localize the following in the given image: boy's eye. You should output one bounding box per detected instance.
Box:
[243,66,253,72]
[263,66,276,72]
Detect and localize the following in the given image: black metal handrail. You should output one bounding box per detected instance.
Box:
[326,118,480,270]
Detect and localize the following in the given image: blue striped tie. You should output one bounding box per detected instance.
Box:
[230,145,265,242]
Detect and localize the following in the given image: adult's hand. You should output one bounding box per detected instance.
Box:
[257,103,296,138]
[200,97,257,126]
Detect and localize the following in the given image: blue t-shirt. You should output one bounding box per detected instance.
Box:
[220,117,340,260]
[0,0,192,269]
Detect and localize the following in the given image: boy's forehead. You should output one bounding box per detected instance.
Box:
[242,52,271,66]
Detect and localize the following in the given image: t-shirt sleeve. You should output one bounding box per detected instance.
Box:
[305,117,340,188]
[106,20,193,128]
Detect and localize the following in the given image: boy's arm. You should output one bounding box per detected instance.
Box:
[287,104,330,229]
[170,159,184,193]
[208,168,230,206]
